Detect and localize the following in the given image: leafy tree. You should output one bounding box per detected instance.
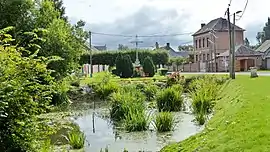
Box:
[0,27,56,152]
[52,0,68,21]
[118,44,129,50]
[257,18,270,44]
[119,55,134,78]
[143,56,156,77]
[178,45,194,51]
[244,38,250,47]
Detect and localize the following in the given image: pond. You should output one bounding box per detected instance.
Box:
[71,98,203,152]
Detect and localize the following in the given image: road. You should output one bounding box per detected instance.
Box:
[176,72,270,76]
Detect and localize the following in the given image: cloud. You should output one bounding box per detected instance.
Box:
[75,6,193,50]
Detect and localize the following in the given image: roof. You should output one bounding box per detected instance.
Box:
[255,40,270,53]
[193,17,245,36]
[218,45,261,57]
[159,46,190,58]
[93,45,107,51]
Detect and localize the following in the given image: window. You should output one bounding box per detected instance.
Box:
[199,39,201,48]
[203,38,205,48]
[196,55,198,61]
[207,38,209,47]
[203,54,205,61]
[195,40,198,49]
[207,54,210,60]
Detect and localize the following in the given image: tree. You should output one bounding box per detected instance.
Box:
[244,38,250,47]
[143,56,156,77]
[115,53,123,76]
[52,0,68,21]
[119,55,134,78]
[178,45,194,51]
[118,44,129,50]
[257,17,270,44]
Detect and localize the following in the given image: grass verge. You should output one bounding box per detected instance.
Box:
[161,75,270,152]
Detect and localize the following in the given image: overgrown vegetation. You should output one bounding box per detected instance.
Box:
[156,85,183,112]
[154,112,175,132]
[66,126,86,149]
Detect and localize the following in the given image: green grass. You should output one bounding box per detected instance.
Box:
[67,127,85,149]
[161,75,270,152]
[154,112,175,132]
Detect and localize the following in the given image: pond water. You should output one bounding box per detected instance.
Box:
[72,101,203,152]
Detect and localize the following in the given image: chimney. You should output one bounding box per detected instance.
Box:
[155,42,159,49]
[201,23,206,28]
[166,43,170,48]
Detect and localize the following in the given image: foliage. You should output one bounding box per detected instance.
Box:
[166,72,183,87]
[120,55,134,78]
[189,76,222,125]
[178,45,194,51]
[67,126,85,149]
[143,84,159,101]
[115,53,123,76]
[170,57,187,71]
[51,79,71,106]
[109,88,146,122]
[80,49,169,66]
[156,87,183,112]
[257,17,270,44]
[154,112,175,132]
[158,68,169,76]
[91,73,119,100]
[118,44,129,50]
[52,0,68,21]
[142,56,156,77]
[0,28,56,152]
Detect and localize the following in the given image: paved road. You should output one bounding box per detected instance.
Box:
[175,72,270,76]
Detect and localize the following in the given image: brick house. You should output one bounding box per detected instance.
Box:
[192,17,245,72]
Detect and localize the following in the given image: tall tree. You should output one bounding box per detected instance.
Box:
[244,38,250,47]
[178,45,194,51]
[257,17,270,44]
[52,0,68,21]
[118,44,129,50]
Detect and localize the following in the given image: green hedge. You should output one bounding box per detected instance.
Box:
[80,49,169,66]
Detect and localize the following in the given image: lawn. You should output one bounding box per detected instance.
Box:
[161,75,270,152]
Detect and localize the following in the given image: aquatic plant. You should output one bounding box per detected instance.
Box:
[67,127,85,149]
[143,83,159,101]
[123,108,150,132]
[156,87,183,112]
[154,112,175,132]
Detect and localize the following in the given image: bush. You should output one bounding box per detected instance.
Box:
[189,76,221,125]
[154,112,175,132]
[142,56,156,77]
[94,82,119,100]
[158,68,168,76]
[166,72,182,87]
[156,87,183,112]
[109,90,145,121]
[67,126,86,149]
[51,80,71,106]
[123,108,150,132]
[115,54,134,78]
[143,84,159,101]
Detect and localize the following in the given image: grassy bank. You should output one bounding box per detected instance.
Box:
[161,75,270,152]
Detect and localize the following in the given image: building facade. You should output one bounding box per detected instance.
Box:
[192,17,245,71]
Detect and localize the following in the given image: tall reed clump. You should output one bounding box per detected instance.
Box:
[67,125,86,149]
[91,73,119,100]
[154,112,175,132]
[109,88,149,131]
[156,85,183,112]
[143,83,159,101]
[189,75,223,125]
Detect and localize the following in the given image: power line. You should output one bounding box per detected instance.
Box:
[237,0,248,21]
[91,31,193,38]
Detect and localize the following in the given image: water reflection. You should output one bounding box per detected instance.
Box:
[74,108,203,152]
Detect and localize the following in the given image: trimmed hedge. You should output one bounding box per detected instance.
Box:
[80,49,169,66]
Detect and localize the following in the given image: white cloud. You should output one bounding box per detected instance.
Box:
[64,0,270,46]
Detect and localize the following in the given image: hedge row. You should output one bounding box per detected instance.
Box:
[80,49,169,66]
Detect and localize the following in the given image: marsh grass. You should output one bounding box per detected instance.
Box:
[156,86,183,112]
[123,109,150,132]
[67,126,85,149]
[154,112,175,132]
[189,75,225,125]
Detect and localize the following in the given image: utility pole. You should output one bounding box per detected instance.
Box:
[231,13,236,79]
[131,35,143,66]
[227,6,233,78]
[89,31,93,78]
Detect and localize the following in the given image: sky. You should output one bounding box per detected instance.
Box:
[63,0,270,50]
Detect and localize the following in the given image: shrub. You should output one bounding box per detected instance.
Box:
[67,126,86,149]
[123,108,150,132]
[158,68,168,76]
[156,87,183,112]
[116,54,134,78]
[142,56,156,77]
[154,112,175,132]
[109,90,145,121]
[51,80,71,105]
[166,72,182,87]
[143,84,158,101]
